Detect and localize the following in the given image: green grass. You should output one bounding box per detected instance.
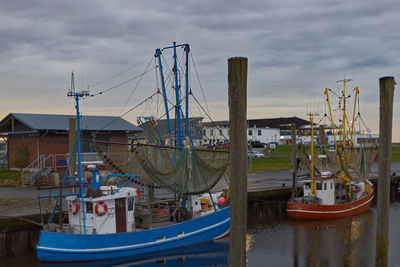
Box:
[0,168,21,186]
[392,147,400,161]
[248,156,290,172]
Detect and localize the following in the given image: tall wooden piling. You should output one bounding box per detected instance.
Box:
[290,124,297,199]
[228,57,248,267]
[376,76,395,267]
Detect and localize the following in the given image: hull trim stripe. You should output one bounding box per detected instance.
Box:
[287,194,373,214]
[37,218,230,253]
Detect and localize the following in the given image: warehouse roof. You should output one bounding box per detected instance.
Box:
[0,113,142,133]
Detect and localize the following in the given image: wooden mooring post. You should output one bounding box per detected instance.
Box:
[376,76,395,267]
[228,57,248,267]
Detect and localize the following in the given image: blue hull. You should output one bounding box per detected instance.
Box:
[37,207,230,262]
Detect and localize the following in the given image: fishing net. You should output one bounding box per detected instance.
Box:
[136,146,228,195]
[93,140,228,194]
[341,147,378,182]
[311,145,377,182]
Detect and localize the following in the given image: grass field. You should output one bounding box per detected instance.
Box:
[247,144,400,172]
[0,168,21,186]
[392,147,400,161]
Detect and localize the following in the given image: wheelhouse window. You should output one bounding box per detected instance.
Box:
[128,198,134,211]
[86,202,93,213]
[316,183,322,190]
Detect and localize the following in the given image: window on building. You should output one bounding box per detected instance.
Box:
[324,183,327,190]
[210,129,214,136]
[219,130,223,136]
[248,130,252,136]
[258,130,262,136]
[203,129,206,136]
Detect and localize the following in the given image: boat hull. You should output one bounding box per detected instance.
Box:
[287,185,374,220]
[37,207,230,262]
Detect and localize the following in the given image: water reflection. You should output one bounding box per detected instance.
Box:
[2,202,400,266]
[0,239,228,267]
[38,239,228,267]
[247,202,400,267]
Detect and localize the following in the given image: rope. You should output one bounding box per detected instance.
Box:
[190,93,229,141]
[94,91,159,134]
[119,57,153,115]
[91,66,156,96]
[190,53,211,116]
[90,58,148,88]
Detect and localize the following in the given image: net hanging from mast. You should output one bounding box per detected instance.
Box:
[92,139,228,195]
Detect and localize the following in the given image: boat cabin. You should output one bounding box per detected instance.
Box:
[303,172,336,205]
[302,171,368,205]
[66,186,139,234]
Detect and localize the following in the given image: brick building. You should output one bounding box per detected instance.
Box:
[0,113,142,171]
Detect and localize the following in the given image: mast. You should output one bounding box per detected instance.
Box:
[173,42,182,148]
[310,114,316,196]
[157,42,192,148]
[349,86,359,149]
[155,49,172,136]
[184,44,190,138]
[67,80,90,234]
[341,79,347,167]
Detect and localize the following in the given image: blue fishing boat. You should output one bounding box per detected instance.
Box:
[36,42,230,263]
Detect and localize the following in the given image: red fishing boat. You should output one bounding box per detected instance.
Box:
[287,79,377,220]
[287,174,374,220]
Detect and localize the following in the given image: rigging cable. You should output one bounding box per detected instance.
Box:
[94,91,159,134]
[190,92,229,141]
[119,57,153,115]
[90,58,148,88]
[91,65,156,96]
[190,53,211,116]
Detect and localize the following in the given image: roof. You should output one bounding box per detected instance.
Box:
[203,117,309,128]
[248,117,309,128]
[203,120,229,127]
[0,113,142,133]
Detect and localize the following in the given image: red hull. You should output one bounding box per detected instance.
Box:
[287,184,374,220]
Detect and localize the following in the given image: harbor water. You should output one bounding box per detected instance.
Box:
[247,202,400,267]
[1,201,399,266]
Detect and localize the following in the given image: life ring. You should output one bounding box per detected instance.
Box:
[68,200,79,215]
[95,201,108,216]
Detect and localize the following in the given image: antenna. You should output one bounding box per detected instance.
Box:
[70,71,75,93]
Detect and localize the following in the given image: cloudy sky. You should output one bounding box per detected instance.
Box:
[0,0,399,140]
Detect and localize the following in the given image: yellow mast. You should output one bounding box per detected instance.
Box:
[341,79,347,167]
[337,79,353,198]
[325,81,353,197]
[349,87,359,149]
[310,114,316,196]
[324,88,341,169]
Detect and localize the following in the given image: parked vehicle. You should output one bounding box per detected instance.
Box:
[220,143,230,149]
[247,151,265,158]
[250,141,264,148]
